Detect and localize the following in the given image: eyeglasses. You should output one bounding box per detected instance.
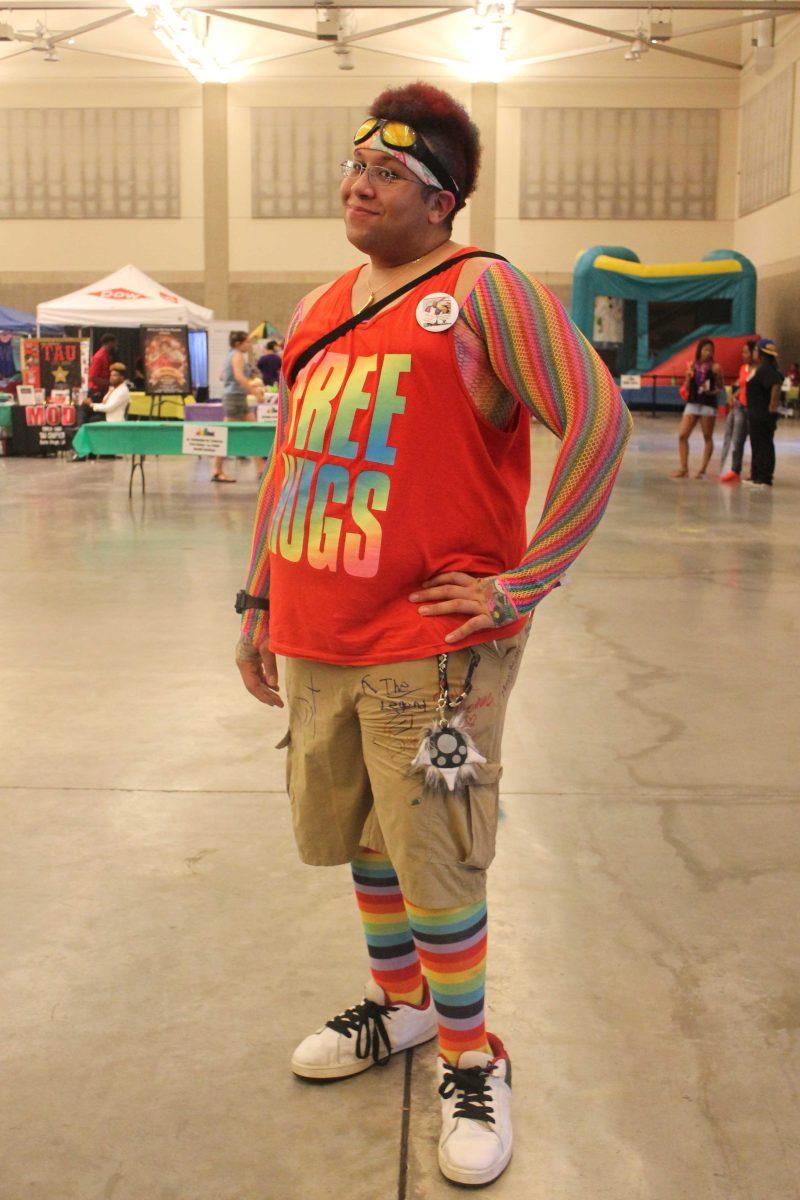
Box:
[352,117,461,199]
[340,159,431,190]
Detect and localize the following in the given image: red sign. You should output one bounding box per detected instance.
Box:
[88,288,148,301]
[25,404,76,427]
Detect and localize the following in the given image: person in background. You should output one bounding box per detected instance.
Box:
[787,362,800,387]
[719,339,756,483]
[69,361,130,462]
[212,330,265,484]
[88,363,131,423]
[256,339,283,388]
[746,338,783,489]
[88,333,117,400]
[672,337,724,480]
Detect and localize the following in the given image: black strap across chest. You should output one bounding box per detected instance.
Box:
[285,250,507,389]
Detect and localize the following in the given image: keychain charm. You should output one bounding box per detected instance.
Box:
[412,649,485,792]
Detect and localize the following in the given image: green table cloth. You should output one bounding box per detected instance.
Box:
[72,420,275,458]
[0,406,13,430]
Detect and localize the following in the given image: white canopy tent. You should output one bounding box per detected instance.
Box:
[37,265,213,330]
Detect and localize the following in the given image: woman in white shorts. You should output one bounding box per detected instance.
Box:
[672,338,724,479]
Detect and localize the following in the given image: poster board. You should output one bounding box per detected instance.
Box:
[141,326,191,395]
[20,338,88,394]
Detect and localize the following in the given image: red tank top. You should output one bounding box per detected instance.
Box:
[269,251,531,665]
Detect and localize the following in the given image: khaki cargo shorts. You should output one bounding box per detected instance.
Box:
[280,624,530,908]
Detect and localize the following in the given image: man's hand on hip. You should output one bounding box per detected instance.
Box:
[236,636,284,707]
[409,572,518,643]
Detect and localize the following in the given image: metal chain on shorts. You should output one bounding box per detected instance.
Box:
[435,649,480,727]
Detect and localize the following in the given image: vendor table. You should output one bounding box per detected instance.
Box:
[0,406,13,430]
[72,420,276,496]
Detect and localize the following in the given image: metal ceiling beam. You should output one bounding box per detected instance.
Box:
[62,42,181,64]
[513,39,618,63]
[665,9,784,36]
[524,6,744,67]
[3,1,800,10]
[49,9,129,44]
[194,8,320,39]
[355,40,460,65]
[186,1,800,10]
[347,10,454,42]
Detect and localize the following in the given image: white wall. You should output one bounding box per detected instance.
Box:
[0,81,203,275]
[496,79,739,279]
[734,19,800,270]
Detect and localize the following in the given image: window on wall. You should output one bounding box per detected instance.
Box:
[0,108,180,220]
[251,106,365,218]
[738,68,794,217]
[520,107,719,221]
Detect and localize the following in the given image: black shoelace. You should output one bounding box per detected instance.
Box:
[326,998,398,1066]
[438,1063,496,1124]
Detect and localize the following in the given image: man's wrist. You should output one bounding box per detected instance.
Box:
[487,578,519,627]
[236,637,263,665]
[235,589,270,615]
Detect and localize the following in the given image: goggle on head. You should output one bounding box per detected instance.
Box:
[352,118,461,202]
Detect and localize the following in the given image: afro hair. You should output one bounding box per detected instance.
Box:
[368,83,481,212]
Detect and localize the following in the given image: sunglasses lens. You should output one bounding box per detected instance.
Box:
[354,119,379,145]
[381,122,416,149]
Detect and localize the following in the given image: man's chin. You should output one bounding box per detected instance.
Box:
[344,225,373,254]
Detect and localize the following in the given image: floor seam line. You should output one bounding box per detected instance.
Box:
[397,1048,414,1200]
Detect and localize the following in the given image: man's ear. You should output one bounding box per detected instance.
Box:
[427,189,458,227]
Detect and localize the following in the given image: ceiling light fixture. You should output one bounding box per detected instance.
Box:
[468,0,515,83]
[624,30,649,61]
[127,0,235,82]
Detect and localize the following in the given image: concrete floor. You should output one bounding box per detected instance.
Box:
[1,415,799,1200]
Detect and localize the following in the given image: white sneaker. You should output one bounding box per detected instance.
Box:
[290,978,437,1080]
[437,1034,513,1186]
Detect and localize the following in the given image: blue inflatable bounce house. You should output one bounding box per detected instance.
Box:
[571,246,757,408]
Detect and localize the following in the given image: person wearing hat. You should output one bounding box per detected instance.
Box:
[746,339,783,487]
[235,82,632,1187]
[88,362,131,422]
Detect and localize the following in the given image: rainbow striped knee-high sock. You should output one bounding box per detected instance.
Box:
[404,898,491,1065]
[351,848,425,1006]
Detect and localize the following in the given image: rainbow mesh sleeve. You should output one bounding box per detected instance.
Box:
[459,262,633,616]
[239,307,301,646]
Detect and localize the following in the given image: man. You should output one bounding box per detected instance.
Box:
[256,339,283,388]
[88,362,131,423]
[236,83,631,1188]
[745,338,782,488]
[88,333,117,401]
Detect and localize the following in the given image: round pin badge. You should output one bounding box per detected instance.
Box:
[416,292,459,333]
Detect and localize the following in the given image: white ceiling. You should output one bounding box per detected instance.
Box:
[0,1,797,82]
